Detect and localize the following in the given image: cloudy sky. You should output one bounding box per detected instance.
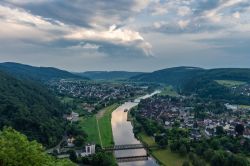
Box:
[0,0,249,72]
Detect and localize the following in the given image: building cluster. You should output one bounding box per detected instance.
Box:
[49,79,146,111]
[232,84,250,96]
[138,96,250,140]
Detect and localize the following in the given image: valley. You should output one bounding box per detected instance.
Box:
[0,63,250,166]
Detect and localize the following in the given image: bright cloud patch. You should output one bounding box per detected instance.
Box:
[0,3,152,57]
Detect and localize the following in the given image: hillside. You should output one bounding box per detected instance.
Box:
[77,71,144,80]
[0,62,87,82]
[131,67,250,104]
[0,70,67,147]
[131,66,204,87]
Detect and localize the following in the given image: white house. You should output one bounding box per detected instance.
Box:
[80,144,96,157]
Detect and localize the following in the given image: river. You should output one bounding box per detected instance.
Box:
[111,91,160,166]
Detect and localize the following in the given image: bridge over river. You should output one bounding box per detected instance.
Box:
[103,144,157,151]
[103,144,158,162]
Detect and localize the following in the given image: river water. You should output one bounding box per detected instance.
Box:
[111,91,160,166]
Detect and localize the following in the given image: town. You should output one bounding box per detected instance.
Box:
[137,95,250,140]
[49,79,150,113]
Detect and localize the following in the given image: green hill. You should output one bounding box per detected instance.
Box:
[131,66,204,87]
[0,62,87,82]
[131,67,250,104]
[77,71,144,80]
[0,70,67,147]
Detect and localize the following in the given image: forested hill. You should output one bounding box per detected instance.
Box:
[0,62,87,82]
[77,71,144,80]
[131,67,250,104]
[131,67,250,85]
[0,70,67,147]
[131,66,204,87]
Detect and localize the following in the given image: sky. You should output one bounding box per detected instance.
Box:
[0,0,250,72]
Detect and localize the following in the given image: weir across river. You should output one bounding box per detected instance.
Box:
[103,144,158,162]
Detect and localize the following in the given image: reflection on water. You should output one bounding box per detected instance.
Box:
[111,91,160,166]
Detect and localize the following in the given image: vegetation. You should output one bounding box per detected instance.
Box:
[97,104,119,147]
[132,66,250,105]
[137,130,187,166]
[0,71,67,147]
[159,85,179,97]
[0,62,85,82]
[77,71,144,80]
[0,127,75,166]
[152,149,189,166]
[131,105,250,166]
[81,151,117,166]
[215,80,246,87]
[78,116,101,145]
[77,104,118,147]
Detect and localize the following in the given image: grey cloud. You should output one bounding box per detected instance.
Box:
[4,0,144,28]
[142,20,225,34]
[195,36,250,55]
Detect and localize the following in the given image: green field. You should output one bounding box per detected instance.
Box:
[137,132,156,146]
[60,96,74,103]
[78,116,101,145]
[152,149,189,166]
[78,104,119,147]
[160,86,179,97]
[215,80,246,87]
[97,104,119,147]
[239,105,250,109]
[137,132,188,166]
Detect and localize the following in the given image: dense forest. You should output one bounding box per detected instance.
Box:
[77,71,144,80]
[0,62,86,82]
[131,67,250,104]
[0,70,67,147]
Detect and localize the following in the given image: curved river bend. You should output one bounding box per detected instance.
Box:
[111,91,160,166]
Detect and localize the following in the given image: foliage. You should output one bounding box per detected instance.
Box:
[78,71,143,80]
[90,152,117,166]
[0,127,75,166]
[97,104,119,146]
[0,71,67,147]
[235,124,245,136]
[0,62,84,82]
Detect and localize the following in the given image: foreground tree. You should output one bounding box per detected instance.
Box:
[0,127,75,166]
[235,124,245,136]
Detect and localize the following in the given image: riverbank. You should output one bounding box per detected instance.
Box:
[78,104,119,146]
[129,109,188,166]
[137,131,189,166]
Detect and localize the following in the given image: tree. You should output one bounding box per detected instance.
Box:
[182,161,190,166]
[91,152,117,166]
[69,150,78,163]
[0,127,75,166]
[158,138,168,148]
[235,124,245,136]
[155,134,168,148]
[203,149,214,162]
[179,144,188,156]
[74,136,85,147]
[216,126,225,136]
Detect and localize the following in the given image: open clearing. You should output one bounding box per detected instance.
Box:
[78,104,119,147]
[215,80,246,87]
[97,104,119,147]
[160,86,179,97]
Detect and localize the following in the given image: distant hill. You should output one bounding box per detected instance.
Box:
[131,66,250,104]
[0,70,67,147]
[77,71,144,80]
[0,62,87,82]
[131,66,250,86]
[131,66,204,87]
